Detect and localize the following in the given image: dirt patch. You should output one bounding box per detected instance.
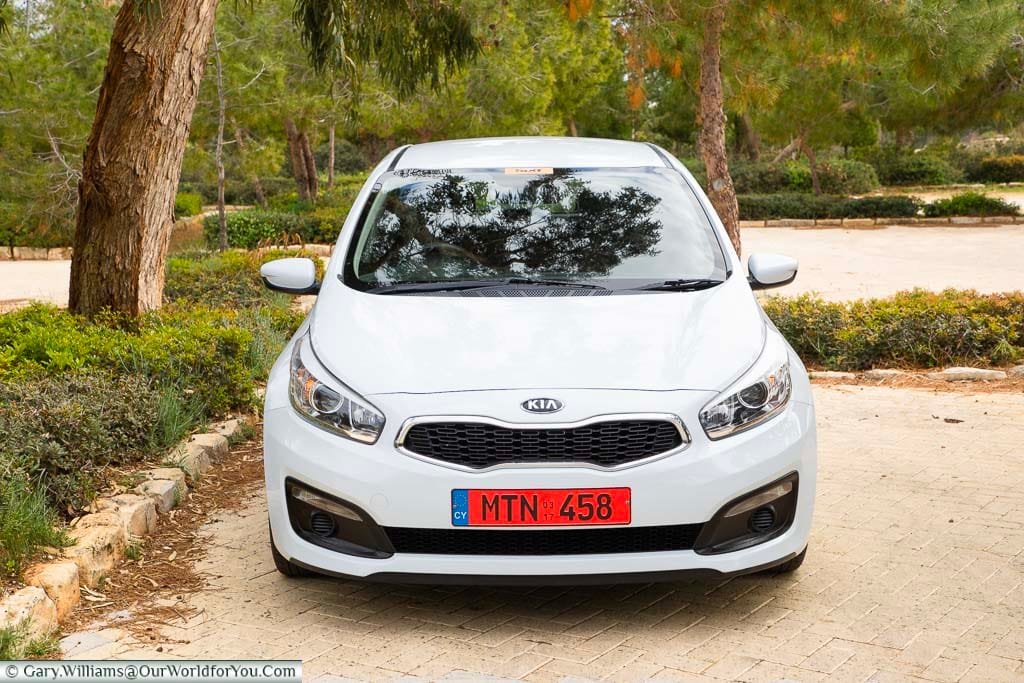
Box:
[810,371,1024,394]
[62,436,265,645]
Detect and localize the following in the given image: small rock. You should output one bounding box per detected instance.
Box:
[926,367,1007,382]
[95,494,157,537]
[0,587,59,640]
[809,371,857,381]
[864,369,906,380]
[211,418,243,441]
[189,432,229,461]
[24,561,80,620]
[176,442,211,478]
[134,479,186,514]
[1008,364,1024,378]
[140,467,187,489]
[64,520,126,588]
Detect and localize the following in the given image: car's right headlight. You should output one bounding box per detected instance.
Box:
[289,333,385,444]
[699,332,792,440]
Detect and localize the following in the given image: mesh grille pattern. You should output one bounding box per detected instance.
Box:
[384,524,703,555]
[402,420,684,469]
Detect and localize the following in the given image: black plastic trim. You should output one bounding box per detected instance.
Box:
[261,276,320,295]
[285,478,394,558]
[748,271,798,291]
[289,551,800,586]
[386,144,412,171]
[695,472,799,555]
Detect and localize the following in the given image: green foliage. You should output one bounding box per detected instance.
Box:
[923,191,1019,217]
[203,210,310,248]
[174,192,204,219]
[0,472,66,576]
[732,160,879,195]
[763,290,1024,370]
[965,155,1024,183]
[738,194,921,220]
[855,148,962,186]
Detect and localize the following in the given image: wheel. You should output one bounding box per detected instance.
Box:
[269,525,317,578]
[764,547,807,575]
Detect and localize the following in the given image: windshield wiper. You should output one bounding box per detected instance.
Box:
[631,278,725,292]
[365,277,607,295]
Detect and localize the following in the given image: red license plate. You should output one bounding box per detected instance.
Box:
[451,488,631,526]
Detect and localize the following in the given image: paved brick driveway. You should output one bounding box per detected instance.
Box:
[72,385,1024,681]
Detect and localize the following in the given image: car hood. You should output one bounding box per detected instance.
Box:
[310,277,766,395]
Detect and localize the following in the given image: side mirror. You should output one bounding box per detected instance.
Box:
[747,253,798,290]
[260,258,320,294]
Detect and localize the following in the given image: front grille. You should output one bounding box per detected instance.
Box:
[384,524,703,555]
[401,419,684,469]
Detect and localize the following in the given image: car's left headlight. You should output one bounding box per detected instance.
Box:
[289,333,385,444]
[699,332,792,440]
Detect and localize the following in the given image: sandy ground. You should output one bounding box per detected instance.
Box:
[0,223,1021,307]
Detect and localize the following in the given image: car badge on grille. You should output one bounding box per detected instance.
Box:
[521,398,564,414]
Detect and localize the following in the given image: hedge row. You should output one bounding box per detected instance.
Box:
[763,290,1024,370]
[738,194,920,220]
[0,251,304,530]
[964,155,1024,184]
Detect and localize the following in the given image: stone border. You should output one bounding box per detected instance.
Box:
[739,215,1024,229]
[0,418,251,647]
[0,243,335,261]
[811,365,1023,382]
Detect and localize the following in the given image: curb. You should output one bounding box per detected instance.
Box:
[0,417,252,647]
[740,215,1023,229]
[810,365,1022,382]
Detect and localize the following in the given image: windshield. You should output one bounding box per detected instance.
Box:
[343,167,728,292]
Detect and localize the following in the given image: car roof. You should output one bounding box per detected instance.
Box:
[394,136,667,170]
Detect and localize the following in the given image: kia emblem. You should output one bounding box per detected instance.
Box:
[521,398,564,414]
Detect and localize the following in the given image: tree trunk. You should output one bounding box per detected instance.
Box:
[327,123,336,189]
[300,129,318,203]
[213,32,228,251]
[284,117,311,202]
[735,112,761,161]
[773,136,802,163]
[696,1,740,254]
[800,138,822,195]
[70,0,220,316]
[567,117,579,137]
[232,119,267,207]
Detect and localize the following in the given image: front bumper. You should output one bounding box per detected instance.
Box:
[264,385,817,582]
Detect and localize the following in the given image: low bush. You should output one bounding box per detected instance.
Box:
[854,147,961,186]
[923,191,1019,217]
[174,192,203,219]
[731,159,878,195]
[964,155,1024,184]
[738,194,920,220]
[202,210,314,249]
[0,472,66,576]
[763,290,1024,370]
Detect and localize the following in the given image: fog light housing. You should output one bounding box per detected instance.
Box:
[694,473,798,555]
[284,479,394,559]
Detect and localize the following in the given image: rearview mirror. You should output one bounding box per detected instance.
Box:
[260,257,320,294]
[747,253,798,290]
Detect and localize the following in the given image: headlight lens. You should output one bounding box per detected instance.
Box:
[289,334,385,444]
[699,334,792,440]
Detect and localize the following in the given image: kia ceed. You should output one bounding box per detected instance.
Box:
[260,136,816,583]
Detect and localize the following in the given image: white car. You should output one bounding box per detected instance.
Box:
[261,137,816,584]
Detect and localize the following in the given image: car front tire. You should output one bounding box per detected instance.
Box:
[764,547,807,575]
[269,525,317,578]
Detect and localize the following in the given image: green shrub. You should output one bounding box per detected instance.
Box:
[923,191,1019,217]
[763,290,1024,370]
[738,194,920,220]
[0,374,166,512]
[0,472,66,576]
[855,147,961,186]
[203,210,315,249]
[174,192,203,219]
[731,159,878,195]
[965,155,1024,183]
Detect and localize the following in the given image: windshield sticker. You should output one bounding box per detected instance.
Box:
[505,167,554,175]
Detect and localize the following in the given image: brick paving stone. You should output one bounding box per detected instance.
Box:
[74,385,1024,681]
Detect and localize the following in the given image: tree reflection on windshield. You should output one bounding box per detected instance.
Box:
[357,170,664,283]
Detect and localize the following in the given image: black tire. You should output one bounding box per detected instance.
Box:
[764,547,807,575]
[269,526,317,578]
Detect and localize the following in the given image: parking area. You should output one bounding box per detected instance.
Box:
[72,384,1024,681]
